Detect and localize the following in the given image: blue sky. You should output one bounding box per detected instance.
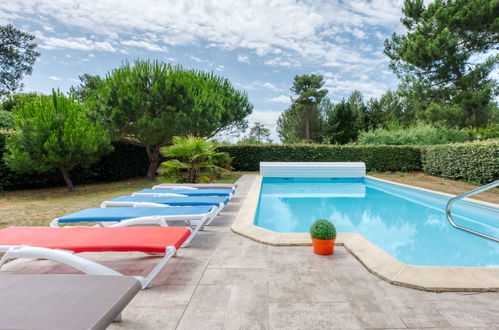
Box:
[1,0,406,141]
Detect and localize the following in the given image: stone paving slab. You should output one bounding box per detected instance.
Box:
[1,174,499,329]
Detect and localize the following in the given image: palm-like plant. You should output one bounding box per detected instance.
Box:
[158,136,232,183]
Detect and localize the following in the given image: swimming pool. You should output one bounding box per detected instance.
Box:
[254,177,499,267]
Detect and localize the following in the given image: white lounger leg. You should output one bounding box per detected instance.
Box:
[140,246,177,289]
[0,246,121,276]
[0,245,179,290]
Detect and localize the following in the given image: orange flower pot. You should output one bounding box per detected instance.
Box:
[312,238,335,255]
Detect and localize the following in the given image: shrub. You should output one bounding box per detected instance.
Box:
[158,136,231,183]
[0,110,13,129]
[0,131,149,191]
[357,122,468,145]
[310,219,337,240]
[218,144,422,172]
[422,140,499,184]
[466,124,499,141]
[4,91,112,191]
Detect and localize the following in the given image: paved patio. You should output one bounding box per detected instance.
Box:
[2,174,498,329]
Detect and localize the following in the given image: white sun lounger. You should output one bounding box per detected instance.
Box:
[152,183,237,190]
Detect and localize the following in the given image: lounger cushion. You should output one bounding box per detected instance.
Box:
[136,188,232,196]
[109,195,229,206]
[0,226,192,252]
[0,274,140,330]
[57,206,214,223]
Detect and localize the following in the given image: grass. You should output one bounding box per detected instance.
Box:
[369,171,499,203]
[0,172,249,229]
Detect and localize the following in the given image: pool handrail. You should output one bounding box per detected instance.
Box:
[445,179,499,243]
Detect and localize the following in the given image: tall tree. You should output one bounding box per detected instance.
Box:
[91,60,252,179]
[277,75,328,143]
[0,25,40,97]
[290,74,328,141]
[324,100,358,144]
[240,122,272,143]
[69,74,103,102]
[385,0,498,127]
[4,91,112,191]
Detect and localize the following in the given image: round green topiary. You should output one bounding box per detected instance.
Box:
[310,219,337,240]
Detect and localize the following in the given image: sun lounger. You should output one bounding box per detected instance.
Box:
[153,183,237,190]
[0,274,141,330]
[0,226,191,289]
[100,195,229,210]
[50,206,219,242]
[133,188,234,198]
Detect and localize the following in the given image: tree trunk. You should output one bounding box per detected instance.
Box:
[305,107,310,141]
[59,167,74,192]
[187,168,197,183]
[145,145,161,180]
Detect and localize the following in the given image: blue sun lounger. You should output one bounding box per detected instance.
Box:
[132,188,234,198]
[50,206,218,246]
[100,195,229,209]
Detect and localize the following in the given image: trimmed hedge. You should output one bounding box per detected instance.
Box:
[422,140,499,184]
[218,144,422,172]
[0,132,149,191]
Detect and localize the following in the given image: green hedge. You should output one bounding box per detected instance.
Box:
[422,140,499,184]
[0,132,149,191]
[218,144,422,172]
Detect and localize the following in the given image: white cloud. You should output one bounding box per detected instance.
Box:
[215,65,225,72]
[38,35,117,52]
[49,76,61,81]
[189,55,203,63]
[262,82,283,92]
[121,40,168,52]
[3,0,404,69]
[237,55,250,63]
[267,95,291,104]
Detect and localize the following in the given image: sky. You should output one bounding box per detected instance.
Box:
[1,0,406,141]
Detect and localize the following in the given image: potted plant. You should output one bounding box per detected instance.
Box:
[310,219,337,255]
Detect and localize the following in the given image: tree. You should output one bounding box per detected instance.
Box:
[240,122,272,143]
[4,91,112,191]
[0,24,40,97]
[69,74,103,102]
[324,100,358,144]
[290,74,328,141]
[158,136,231,183]
[91,60,252,179]
[385,0,499,127]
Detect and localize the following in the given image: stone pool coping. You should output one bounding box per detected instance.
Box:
[231,175,499,292]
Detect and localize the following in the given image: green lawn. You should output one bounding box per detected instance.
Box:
[0,172,248,229]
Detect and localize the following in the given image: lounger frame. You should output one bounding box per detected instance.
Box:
[49,206,219,246]
[133,190,234,199]
[99,201,225,219]
[0,244,178,289]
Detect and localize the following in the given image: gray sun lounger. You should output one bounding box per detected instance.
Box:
[0,274,141,330]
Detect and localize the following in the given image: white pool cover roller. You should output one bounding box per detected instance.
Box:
[259,162,366,178]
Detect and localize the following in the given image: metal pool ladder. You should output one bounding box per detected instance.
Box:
[446,179,499,243]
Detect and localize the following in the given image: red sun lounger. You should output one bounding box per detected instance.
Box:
[0,226,191,289]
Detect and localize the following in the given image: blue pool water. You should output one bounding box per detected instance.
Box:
[254,177,499,267]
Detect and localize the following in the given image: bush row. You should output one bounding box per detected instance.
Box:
[2,131,497,190]
[0,132,149,191]
[422,140,499,184]
[218,144,422,172]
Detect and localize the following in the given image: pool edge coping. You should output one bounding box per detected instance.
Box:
[231,175,499,292]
